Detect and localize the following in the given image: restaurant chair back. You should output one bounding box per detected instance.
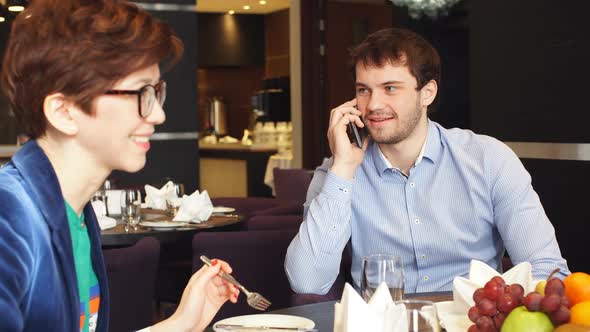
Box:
[192,229,298,322]
[273,168,313,204]
[245,215,303,231]
[102,237,160,332]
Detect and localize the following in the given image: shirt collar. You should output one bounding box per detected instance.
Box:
[371,119,442,175]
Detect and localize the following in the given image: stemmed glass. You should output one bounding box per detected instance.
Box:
[121,189,141,231]
[360,254,405,301]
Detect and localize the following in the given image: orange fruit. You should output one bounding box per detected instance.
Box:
[564,272,590,305]
[570,301,590,327]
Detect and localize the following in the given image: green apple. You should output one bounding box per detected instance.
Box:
[535,280,547,295]
[500,306,554,332]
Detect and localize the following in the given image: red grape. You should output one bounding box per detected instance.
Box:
[468,325,480,332]
[473,288,486,304]
[493,312,507,329]
[475,316,495,331]
[561,296,571,308]
[540,294,561,313]
[484,281,503,300]
[509,284,525,303]
[468,306,482,323]
[549,305,570,326]
[497,293,517,313]
[490,276,506,287]
[544,278,565,297]
[477,298,498,316]
[523,292,543,311]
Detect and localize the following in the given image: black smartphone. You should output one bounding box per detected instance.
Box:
[347,118,368,148]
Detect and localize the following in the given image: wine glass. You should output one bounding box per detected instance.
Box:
[120,189,141,231]
[360,254,405,301]
[166,182,185,217]
[394,300,441,332]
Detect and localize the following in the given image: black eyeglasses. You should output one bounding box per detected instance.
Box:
[105,80,166,118]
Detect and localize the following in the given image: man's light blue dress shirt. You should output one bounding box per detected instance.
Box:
[285,120,569,294]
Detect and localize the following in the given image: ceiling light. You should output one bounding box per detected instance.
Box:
[0,17,5,22]
[243,5,251,10]
[259,0,267,4]
[228,10,235,15]
[389,0,460,18]
[8,5,25,12]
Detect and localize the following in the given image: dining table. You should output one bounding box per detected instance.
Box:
[100,208,245,247]
[206,291,453,331]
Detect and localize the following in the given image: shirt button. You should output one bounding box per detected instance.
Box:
[423,276,429,281]
[409,182,415,188]
[421,254,426,259]
[414,218,420,224]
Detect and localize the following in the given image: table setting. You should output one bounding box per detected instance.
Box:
[206,253,590,332]
[97,181,244,246]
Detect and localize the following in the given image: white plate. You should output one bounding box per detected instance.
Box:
[212,206,236,214]
[138,221,187,229]
[213,314,315,331]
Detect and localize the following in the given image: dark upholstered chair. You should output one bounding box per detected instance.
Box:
[273,168,313,204]
[102,237,160,332]
[246,215,303,231]
[192,229,298,322]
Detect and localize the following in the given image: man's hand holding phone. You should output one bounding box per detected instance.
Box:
[327,99,369,180]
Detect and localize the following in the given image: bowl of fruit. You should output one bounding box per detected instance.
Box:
[462,270,590,331]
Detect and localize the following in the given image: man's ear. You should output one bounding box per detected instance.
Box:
[420,80,438,107]
[42,93,79,136]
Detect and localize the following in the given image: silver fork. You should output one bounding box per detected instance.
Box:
[200,255,272,311]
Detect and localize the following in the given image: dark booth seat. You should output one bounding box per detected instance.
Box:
[192,229,299,322]
[102,237,160,332]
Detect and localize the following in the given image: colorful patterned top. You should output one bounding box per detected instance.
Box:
[65,202,101,332]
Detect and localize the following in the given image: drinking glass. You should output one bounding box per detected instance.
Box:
[166,183,185,217]
[394,300,441,332]
[360,254,404,301]
[121,189,141,231]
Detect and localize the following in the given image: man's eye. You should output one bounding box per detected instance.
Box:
[385,86,396,92]
[357,88,369,95]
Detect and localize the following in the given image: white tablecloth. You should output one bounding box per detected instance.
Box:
[264,152,293,195]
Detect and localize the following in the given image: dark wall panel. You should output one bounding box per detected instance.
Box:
[522,159,590,273]
[470,0,590,142]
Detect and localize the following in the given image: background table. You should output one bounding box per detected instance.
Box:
[101,211,244,247]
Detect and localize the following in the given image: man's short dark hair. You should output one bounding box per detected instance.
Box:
[349,28,441,91]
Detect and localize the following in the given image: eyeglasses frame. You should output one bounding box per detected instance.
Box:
[104,80,166,118]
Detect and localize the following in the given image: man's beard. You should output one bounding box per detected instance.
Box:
[368,99,423,145]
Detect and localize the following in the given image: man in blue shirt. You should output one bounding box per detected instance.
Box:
[285,28,569,295]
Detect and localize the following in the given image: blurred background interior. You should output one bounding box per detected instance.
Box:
[1,0,590,328]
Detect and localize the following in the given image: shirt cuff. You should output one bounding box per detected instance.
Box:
[321,170,353,204]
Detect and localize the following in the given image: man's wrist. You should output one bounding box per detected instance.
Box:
[330,162,356,180]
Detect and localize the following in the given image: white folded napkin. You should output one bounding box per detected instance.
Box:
[91,200,117,230]
[97,215,117,230]
[334,283,406,332]
[144,181,176,210]
[435,259,537,332]
[172,190,213,223]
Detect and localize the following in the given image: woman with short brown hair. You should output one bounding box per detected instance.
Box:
[0,1,238,331]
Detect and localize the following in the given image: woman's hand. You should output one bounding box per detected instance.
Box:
[151,259,239,332]
[328,99,369,179]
